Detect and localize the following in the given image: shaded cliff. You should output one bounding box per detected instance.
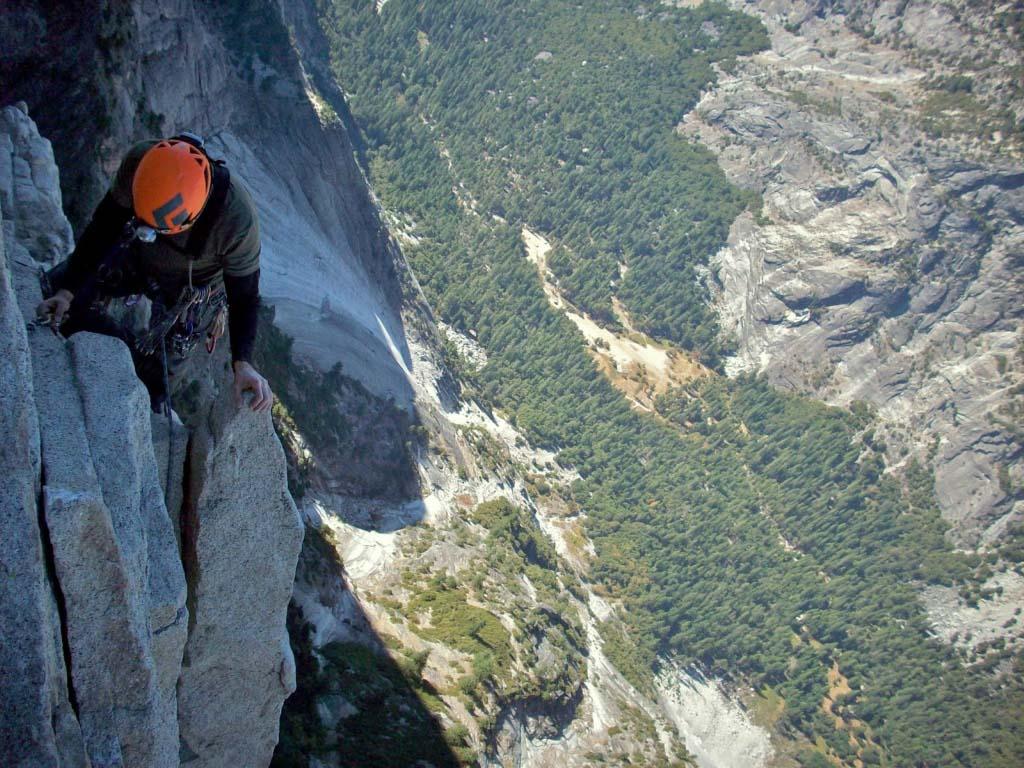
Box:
[0,104,303,767]
[0,0,425,410]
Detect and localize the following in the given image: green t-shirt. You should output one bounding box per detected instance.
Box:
[110,140,260,291]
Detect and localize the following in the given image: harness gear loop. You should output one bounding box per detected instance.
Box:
[135,275,227,359]
[206,304,228,354]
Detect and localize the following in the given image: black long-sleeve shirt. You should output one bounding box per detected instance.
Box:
[223,270,260,364]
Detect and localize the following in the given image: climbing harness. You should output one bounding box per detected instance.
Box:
[136,270,228,358]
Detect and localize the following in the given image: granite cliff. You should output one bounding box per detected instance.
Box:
[682,0,1023,547]
[0,103,303,766]
[4,1,1021,767]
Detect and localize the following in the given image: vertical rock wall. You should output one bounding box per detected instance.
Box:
[0,125,83,768]
[0,104,303,767]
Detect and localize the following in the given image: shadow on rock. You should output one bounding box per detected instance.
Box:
[272,527,466,768]
[253,305,424,517]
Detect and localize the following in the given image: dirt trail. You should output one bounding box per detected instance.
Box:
[522,227,709,409]
[817,660,884,767]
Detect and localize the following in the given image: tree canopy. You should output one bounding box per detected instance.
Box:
[313,2,1024,764]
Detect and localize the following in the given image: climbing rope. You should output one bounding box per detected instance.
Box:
[161,334,174,512]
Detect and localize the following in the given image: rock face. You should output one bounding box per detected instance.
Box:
[0,113,83,768]
[33,329,179,768]
[680,0,1024,545]
[0,105,302,766]
[655,666,772,768]
[151,409,189,543]
[70,332,189,765]
[177,392,303,766]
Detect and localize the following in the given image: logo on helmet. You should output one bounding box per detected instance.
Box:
[151,193,190,232]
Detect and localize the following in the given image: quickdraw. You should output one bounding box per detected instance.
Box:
[137,282,227,358]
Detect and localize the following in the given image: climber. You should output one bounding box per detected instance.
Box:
[35,133,273,413]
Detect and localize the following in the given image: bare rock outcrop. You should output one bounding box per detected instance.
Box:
[0,156,88,768]
[177,392,303,767]
[71,332,189,763]
[681,1,1024,545]
[0,104,302,767]
[33,330,177,767]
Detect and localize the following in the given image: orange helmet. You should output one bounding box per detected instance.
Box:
[132,139,212,234]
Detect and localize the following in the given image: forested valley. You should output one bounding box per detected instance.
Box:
[314,1,1024,764]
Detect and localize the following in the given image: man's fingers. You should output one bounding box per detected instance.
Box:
[254,381,273,412]
[255,381,273,413]
[241,377,266,412]
[50,304,65,332]
[38,297,69,334]
[232,365,273,412]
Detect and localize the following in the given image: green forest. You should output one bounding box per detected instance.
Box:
[320,0,765,365]
[313,1,1024,765]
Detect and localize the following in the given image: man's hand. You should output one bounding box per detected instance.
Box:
[36,289,74,333]
[233,360,274,413]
